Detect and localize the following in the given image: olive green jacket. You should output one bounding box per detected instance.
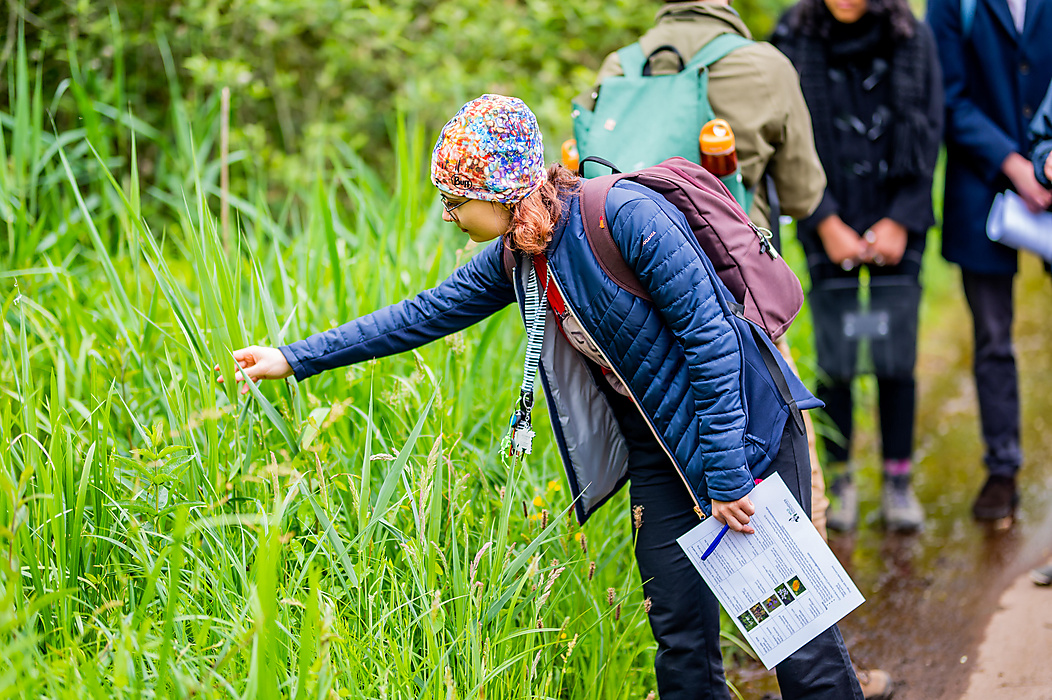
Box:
[576,1,825,228]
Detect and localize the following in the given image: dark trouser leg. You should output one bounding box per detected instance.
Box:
[614,400,731,700]
[807,258,860,466]
[767,420,865,700]
[960,271,1021,477]
[877,377,915,461]
[816,378,853,463]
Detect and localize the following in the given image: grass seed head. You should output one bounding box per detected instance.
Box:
[607,587,615,605]
[563,633,579,662]
[430,589,442,620]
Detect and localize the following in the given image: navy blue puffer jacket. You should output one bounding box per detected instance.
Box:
[280,181,819,523]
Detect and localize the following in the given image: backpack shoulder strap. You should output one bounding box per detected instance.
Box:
[684,32,754,71]
[579,177,653,301]
[615,42,648,77]
[501,241,517,283]
[960,0,977,38]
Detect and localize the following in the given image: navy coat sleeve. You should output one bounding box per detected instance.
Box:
[606,185,752,503]
[279,238,516,381]
[927,0,1016,183]
[1030,84,1052,188]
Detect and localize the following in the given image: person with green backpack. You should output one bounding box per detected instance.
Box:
[572,0,826,231]
[574,2,894,697]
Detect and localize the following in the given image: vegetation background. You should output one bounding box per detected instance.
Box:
[9,0,788,184]
[0,0,949,698]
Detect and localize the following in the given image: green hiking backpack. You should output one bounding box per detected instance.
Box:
[572,32,754,208]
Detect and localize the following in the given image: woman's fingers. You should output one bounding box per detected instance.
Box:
[216,348,254,377]
[721,511,755,534]
[713,496,756,534]
[214,346,292,390]
[238,376,264,395]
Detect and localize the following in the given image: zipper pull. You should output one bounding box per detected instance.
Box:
[751,223,780,260]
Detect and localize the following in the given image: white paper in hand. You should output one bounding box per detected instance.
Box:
[677,473,864,669]
[987,190,1052,260]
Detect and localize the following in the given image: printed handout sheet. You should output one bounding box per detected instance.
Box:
[677,473,864,669]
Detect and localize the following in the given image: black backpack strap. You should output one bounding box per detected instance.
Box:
[642,45,686,76]
[579,175,653,301]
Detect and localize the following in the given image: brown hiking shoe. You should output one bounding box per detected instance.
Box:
[971,475,1019,521]
[856,667,894,700]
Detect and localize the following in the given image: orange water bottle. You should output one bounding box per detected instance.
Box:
[561,138,580,171]
[699,119,746,205]
[700,119,738,176]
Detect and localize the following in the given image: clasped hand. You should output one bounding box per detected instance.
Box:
[816,215,908,271]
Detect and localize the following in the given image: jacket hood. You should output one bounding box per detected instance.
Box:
[654,1,754,44]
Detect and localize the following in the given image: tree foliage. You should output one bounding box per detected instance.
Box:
[7,0,790,183]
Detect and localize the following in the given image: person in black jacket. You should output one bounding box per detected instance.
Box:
[772,0,943,533]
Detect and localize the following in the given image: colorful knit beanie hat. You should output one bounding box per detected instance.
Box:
[430,94,546,205]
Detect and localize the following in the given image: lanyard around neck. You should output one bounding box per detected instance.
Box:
[508,260,548,456]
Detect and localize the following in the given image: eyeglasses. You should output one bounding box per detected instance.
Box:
[440,194,469,219]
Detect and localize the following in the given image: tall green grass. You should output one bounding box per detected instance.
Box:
[1,33,761,699]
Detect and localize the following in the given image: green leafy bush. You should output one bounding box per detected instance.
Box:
[12,0,789,187]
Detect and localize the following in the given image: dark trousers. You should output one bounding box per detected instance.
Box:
[606,388,863,700]
[808,239,925,464]
[819,377,915,462]
[960,271,1022,476]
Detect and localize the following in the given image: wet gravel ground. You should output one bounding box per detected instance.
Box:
[729,256,1052,700]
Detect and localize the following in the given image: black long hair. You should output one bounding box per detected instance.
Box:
[788,0,916,40]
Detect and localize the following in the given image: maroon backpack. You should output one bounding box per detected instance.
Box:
[501,156,804,339]
[578,156,803,340]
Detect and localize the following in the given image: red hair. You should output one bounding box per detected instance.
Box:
[505,164,580,255]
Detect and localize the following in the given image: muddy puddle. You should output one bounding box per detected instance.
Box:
[728,257,1052,700]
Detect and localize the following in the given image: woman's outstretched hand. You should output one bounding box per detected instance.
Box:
[215,345,294,394]
[711,495,756,534]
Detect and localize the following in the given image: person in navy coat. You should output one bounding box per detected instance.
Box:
[927,0,1052,520]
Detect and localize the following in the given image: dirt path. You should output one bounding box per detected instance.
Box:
[960,560,1052,699]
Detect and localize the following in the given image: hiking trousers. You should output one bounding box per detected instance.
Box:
[606,387,864,700]
[960,271,1022,477]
